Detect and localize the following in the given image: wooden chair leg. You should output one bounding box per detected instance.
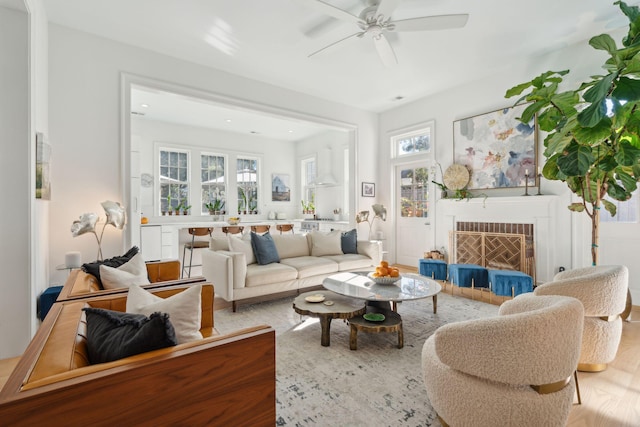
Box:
[574,370,582,405]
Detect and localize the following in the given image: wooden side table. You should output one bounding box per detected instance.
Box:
[293,291,366,347]
[348,308,403,350]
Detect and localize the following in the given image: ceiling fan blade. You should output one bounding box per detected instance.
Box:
[373,33,397,67]
[391,14,469,32]
[308,31,364,58]
[375,0,401,21]
[303,0,363,25]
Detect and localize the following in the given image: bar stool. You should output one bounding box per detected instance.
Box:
[250,225,271,234]
[222,226,244,235]
[182,227,213,278]
[276,224,294,234]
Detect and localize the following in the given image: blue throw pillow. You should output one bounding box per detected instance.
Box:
[341,229,358,254]
[250,231,281,265]
[83,307,177,364]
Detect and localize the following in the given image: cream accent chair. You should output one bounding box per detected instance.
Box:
[422,294,584,427]
[534,265,629,372]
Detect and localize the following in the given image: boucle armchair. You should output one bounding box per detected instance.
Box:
[534,265,629,372]
[422,294,583,427]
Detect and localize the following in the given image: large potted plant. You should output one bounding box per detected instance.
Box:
[506,1,640,313]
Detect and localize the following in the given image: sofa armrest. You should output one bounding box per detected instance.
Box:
[357,240,382,265]
[202,250,247,302]
[145,259,181,282]
[0,326,275,426]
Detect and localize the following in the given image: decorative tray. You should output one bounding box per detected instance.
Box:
[367,272,401,285]
[305,294,325,303]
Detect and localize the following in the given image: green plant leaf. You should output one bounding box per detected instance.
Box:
[616,167,639,191]
[557,142,595,176]
[583,73,617,104]
[568,202,585,212]
[615,140,640,165]
[607,180,629,199]
[590,34,618,55]
[602,198,618,217]
[633,162,640,177]
[577,100,607,127]
[598,155,619,172]
[572,117,612,144]
[542,154,565,180]
[615,1,640,46]
[612,76,640,101]
[519,101,546,124]
[544,132,573,156]
[505,81,533,98]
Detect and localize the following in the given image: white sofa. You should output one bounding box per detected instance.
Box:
[202,231,382,311]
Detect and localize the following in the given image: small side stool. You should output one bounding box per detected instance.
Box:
[488,270,533,298]
[38,286,63,320]
[348,308,403,350]
[448,264,489,299]
[419,259,447,281]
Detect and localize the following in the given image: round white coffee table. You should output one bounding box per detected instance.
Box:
[323,271,442,313]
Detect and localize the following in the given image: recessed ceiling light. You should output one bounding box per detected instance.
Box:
[250,131,259,134]
[141,103,149,108]
[394,96,404,101]
[288,130,294,133]
[226,119,232,123]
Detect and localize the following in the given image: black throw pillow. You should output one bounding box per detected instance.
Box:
[83,307,177,364]
[82,246,140,287]
[250,231,280,265]
[341,229,358,254]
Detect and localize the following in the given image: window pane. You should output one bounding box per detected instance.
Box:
[201,154,226,214]
[394,127,432,157]
[159,149,189,214]
[400,167,429,217]
[238,156,258,213]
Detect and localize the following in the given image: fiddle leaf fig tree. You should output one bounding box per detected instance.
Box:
[506,1,640,266]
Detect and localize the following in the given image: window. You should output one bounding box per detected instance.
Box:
[237,157,258,213]
[201,153,226,214]
[159,149,188,214]
[601,192,639,223]
[399,166,430,218]
[392,125,432,157]
[301,156,316,209]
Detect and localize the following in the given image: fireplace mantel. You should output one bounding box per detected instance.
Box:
[436,195,562,283]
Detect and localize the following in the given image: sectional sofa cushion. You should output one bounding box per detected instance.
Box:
[272,234,310,259]
[250,232,280,265]
[245,263,298,287]
[100,253,151,289]
[280,256,339,278]
[322,253,374,271]
[341,229,358,254]
[83,307,177,364]
[126,284,203,344]
[228,234,256,265]
[310,230,343,256]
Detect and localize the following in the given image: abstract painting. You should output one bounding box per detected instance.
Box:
[453,104,537,189]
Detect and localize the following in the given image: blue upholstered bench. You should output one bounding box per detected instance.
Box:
[419,259,447,280]
[448,264,489,288]
[488,270,533,297]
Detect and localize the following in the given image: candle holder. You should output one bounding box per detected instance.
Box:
[536,173,543,195]
[523,173,530,196]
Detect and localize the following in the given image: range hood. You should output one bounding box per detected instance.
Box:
[311,147,338,187]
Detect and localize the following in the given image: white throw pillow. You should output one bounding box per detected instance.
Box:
[126,283,203,344]
[227,234,256,265]
[310,230,343,256]
[100,253,151,289]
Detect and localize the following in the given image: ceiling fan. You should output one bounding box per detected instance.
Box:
[305,0,469,67]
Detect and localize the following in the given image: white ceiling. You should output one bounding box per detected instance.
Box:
[41,0,633,137]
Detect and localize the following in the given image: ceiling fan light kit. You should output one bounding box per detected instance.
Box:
[306,0,468,66]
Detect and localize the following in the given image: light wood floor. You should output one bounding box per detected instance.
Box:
[1,267,638,426]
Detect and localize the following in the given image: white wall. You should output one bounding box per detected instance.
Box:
[0,0,48,358]
[48,24,378,287]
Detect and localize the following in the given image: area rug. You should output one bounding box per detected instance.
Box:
[214,291,499,426]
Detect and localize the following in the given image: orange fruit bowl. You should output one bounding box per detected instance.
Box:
[367,272,401,285]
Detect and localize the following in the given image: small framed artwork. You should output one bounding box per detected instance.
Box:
[362,182,375,197]
[453,103,537,189]
[35,132,51,200]
[271,173,291,202]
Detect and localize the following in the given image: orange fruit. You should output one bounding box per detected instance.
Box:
[380,261,389,268]
[389,268,399,277]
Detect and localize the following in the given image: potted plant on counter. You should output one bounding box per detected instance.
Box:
[301,199,315,219]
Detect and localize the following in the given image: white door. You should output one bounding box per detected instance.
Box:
[395,162,432,266]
